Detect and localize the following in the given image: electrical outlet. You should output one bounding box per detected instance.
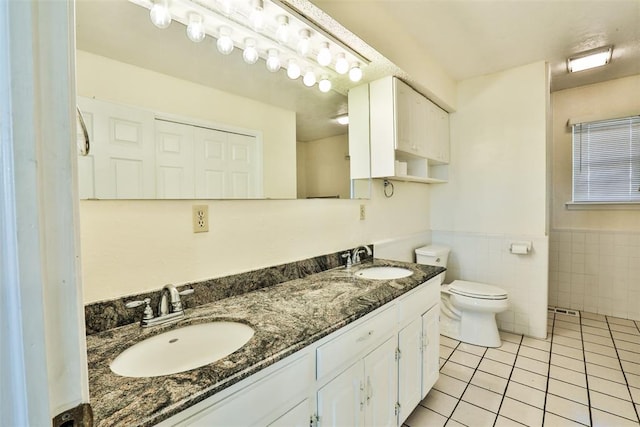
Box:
[359,204,366,220]
[192,205,209,233]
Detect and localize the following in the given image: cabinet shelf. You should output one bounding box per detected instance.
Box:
[379,175,447,184]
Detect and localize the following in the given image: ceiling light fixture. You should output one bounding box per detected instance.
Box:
[149,0,172,29]
[303,69,316,87]
[276,15,289,43]
[297,29,311,57]
[287,59,301,79]
[265,49,281,72]
[318,76,331,93]
[349,63,362,82]
[242,38,259,64]
[216,26,234,54]
[336,114,349,125]
[249,0,264,30]
[334,53,348,74]
[567,46,613,73]
[317,42,332,66]
[186,13,205,42]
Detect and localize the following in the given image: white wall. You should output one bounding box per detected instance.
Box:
[76,50,297,199]
[81,179,431,302]
[430,61,550,338]
[549,75,640,320]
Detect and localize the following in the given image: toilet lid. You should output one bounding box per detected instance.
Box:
[449,280,507,299]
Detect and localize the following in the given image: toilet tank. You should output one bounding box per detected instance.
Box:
[415,245,450,267]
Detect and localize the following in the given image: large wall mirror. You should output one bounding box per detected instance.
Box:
[75,0,393,200]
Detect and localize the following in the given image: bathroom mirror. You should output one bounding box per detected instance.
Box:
[75,0,389,200]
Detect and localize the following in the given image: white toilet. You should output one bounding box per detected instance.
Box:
[415,245,509,347]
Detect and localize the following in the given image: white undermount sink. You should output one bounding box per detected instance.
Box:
[110,321,254,377]
[355,266,414,280]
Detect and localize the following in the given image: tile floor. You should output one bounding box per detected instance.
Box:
[404,310,640,426]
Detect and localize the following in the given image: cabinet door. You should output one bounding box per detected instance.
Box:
[364,337,398,427]
[317,362,364,427]
[422,305,440,396]
[394,79,414,154]
[268,399,309,427]
[397,317,423,425]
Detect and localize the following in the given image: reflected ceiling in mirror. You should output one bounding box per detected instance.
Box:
[75,0,399,200]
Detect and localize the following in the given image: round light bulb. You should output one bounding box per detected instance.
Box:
[303,69,316,87]
[335,53,349,74]
[186,13,205,43]
[216,26,234,55]
[317,42,332,66]
[276,15,290,43]
[297,29,311,56]
[287,59,301,79]
[349,64,363,82]
[242,38,259,64]
[318,76,332,93]
[220,0,234,15]
[149,0,171,29]
[266,49,281,72]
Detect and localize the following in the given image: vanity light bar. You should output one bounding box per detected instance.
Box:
[567,46,613,73]
[130,0,367,90]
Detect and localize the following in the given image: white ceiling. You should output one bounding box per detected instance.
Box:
[331,0,640,92]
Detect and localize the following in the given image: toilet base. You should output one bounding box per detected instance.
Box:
[440,296,504,348]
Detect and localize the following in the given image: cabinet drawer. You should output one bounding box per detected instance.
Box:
[397,277,440,328]
[317,306,395,380]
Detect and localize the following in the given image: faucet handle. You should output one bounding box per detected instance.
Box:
[342,252,352,268]
[179,288,194,296]
[125,298,154,321]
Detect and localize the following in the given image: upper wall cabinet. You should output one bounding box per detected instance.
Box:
[350,76,450,183]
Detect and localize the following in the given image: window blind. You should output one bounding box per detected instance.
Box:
[572,116,640,203]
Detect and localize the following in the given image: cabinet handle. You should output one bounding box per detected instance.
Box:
[366,376,372,404]
[359,380,365,410]
[356,330,374,342]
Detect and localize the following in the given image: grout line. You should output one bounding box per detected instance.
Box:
[444,343,488,426]
[491,333,524,427]
[541,311,556,426]
[605,315,640,423]
[577,311,594,427]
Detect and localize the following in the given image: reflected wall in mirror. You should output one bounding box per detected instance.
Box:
[75,0,389,200]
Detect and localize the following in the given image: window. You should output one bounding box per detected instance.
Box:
[572,116,640,203]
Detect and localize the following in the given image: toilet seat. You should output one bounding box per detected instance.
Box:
[448,280,507,300]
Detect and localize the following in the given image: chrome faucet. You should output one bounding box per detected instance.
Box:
[351,245,373,265]
[126,284,194,327]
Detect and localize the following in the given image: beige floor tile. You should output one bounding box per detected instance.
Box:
[554,334,584,349]
[618,349,640,363]
[543,412,586,427]
[420,389,458,417]
[515,355,549,376]
[521,336,551,352]
[581,318,608,329]
[586,362,627,384]
[470,370,508,394]
[612,331,640,344]
[449,349,482,369]
[552,343,584,360]
[458,342,487,356]
[498,397,543,426]
[500,331,522,344]
[505,381,545,409]
[462,384,503,413]
[626,372,640,389]
[582,325,611,337]
[510,367,548,391]
[549,365,587,388]
[582,332,614,347]
[583,341,618,357]
[587,375,632,400]
[405,405,447,427]
[591,408,640,427]
[607,316,637,327]
[444,419,466,427]
[581,312,606,321]
[518,345,549,362]
[557,314,580,324]
[553,328,582,341]
[555,320,581,331]
[547,378,588,405]
[439,358,446,368]
[550,353,585,373]
[545,394,590,426]
[478,358,512,379]
[440,336,460,348]
[485,348,517,365]
[450,401,497,427]
[440,361,475,383]
[584,351,622,369]
[440,345,455,360]
[589,390,638,421]
[433,373,468,398]
[630,387,640,403]
[494,415,526,426]
[497,340,520,354]
[609,323,639,335]
[616,340,640,353]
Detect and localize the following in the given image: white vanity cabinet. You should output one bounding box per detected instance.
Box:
[357,76,449,183]
[158,274,443,427]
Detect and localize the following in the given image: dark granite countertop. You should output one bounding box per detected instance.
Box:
[86,259,445,426]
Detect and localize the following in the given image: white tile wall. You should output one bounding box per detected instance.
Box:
[431,230,549,339]
[549,229,640,321]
